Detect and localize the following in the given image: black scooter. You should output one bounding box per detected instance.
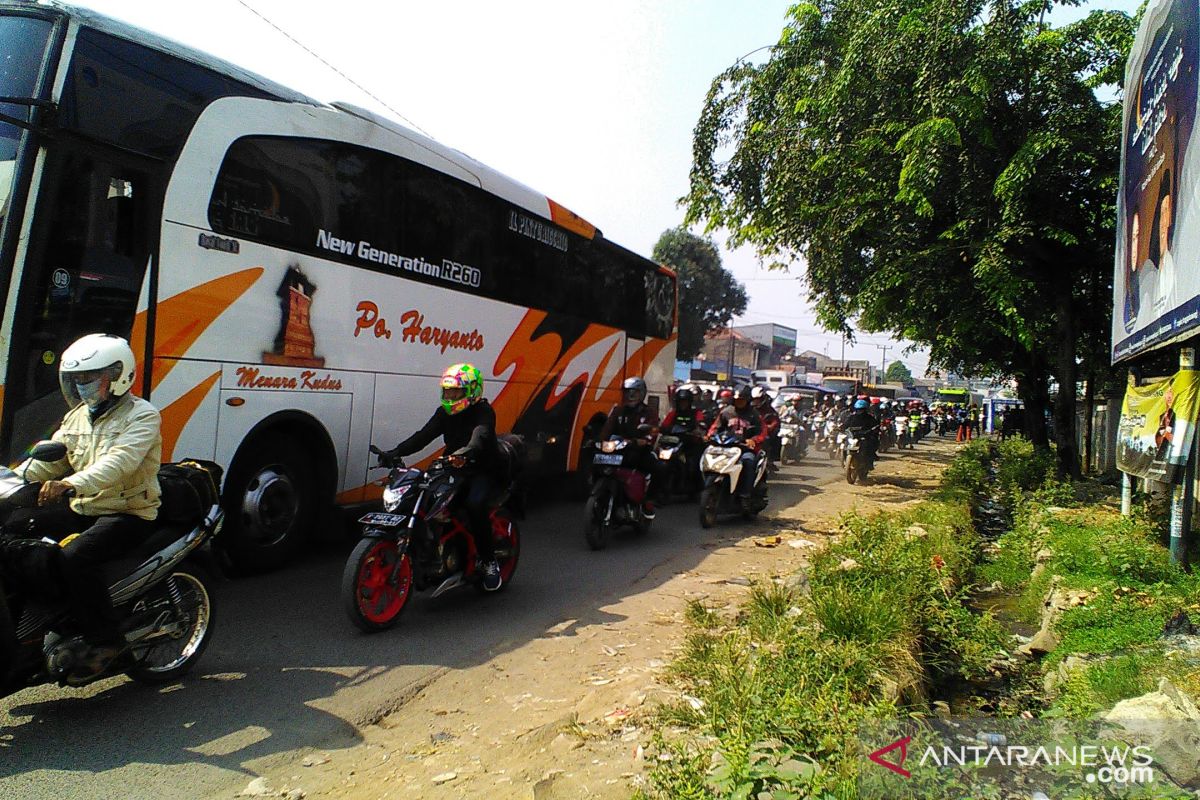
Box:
[0,442,222,693]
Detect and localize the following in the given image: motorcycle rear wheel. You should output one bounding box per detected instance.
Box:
[584,495,609,551]
[845,459,857,484]
[699,486,719,529]
[126,566,215,684]
[342,538,413,632]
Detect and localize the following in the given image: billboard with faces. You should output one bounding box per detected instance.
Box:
[1112,0,1200,363]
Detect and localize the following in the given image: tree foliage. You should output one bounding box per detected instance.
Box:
[885,360,914,386]
[652,226,748,361]
[684,0,1138,474]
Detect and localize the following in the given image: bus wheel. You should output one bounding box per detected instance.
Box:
[222,435,316,572]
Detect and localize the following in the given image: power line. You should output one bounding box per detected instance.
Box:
[232,0,433,138]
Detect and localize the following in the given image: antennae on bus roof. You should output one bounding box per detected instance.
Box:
[232,0,434,138]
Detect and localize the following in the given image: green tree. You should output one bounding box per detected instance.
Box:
[684,0,1137,476]
[885,360,914,387]
[652,226,748,361]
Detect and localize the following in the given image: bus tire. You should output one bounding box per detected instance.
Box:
[221,434,317,572]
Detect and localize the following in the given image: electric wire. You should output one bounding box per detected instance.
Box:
[232,0,433,138]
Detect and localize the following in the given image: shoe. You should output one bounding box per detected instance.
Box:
[641,501,656,521]
[480,560,502,592]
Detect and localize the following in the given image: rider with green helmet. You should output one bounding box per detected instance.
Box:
[384,363,505,590]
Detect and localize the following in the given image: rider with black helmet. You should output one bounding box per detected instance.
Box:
[707,386,765,499]
[599,376,662,516]
[661,388,706,494]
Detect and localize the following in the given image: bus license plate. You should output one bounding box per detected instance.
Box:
[593,453,623,465]
[358,512,406,527]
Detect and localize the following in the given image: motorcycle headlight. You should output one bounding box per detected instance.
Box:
[600,440,626,453]
[382,485,408,511]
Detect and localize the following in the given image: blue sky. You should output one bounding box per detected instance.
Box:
[75,0,1144,377]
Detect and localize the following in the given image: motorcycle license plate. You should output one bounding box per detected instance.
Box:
[358,512,407,527]
[593,453,623,465]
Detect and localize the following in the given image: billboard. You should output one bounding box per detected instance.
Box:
[1116,369,1200,482]
[1112,0,1200,363]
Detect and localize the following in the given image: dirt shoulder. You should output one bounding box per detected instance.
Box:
[221,438,961,800]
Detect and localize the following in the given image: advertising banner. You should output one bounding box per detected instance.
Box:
[1116,369,1200,482]
[1112,0,1200,363]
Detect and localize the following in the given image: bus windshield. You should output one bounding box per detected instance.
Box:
[0,14,54,232]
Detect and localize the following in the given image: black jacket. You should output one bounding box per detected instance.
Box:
[392,400,499,467]
[841,410,878,432]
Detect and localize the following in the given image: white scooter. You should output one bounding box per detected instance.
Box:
[698,430,769,528]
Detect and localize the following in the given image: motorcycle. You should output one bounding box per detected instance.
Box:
[838,427,874,484]
[778,420,807,465]
[895,415,911,449]
[584,432,654,550]
[654,425,702,502]
[876,419,891,453]
[0,442,222,694]
[698,430,769,528]
[342,442,524,632]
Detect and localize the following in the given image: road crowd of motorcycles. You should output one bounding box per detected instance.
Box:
[341,390,958,632]
[0,387,958,700]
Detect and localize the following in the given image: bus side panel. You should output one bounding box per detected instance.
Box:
[153,358,222,463]
[214,363,354,494]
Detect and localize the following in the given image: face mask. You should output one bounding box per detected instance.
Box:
[76,379,105,409]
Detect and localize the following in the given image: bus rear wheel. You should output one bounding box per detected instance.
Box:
[222,434,316,572]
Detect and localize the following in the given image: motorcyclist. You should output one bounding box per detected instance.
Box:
[751,387,781,467]
[660,388,706,495]
[707,386,764,500]
[599,376,661,517]
[8,333,162,674]
[384,363,505,591]
[780,396,811,457]
[840,398,879,466]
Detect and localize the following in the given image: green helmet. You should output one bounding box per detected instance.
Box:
[441,363,483,415]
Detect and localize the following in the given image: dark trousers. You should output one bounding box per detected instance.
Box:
[458,472,497,563]
[6,506,151,644]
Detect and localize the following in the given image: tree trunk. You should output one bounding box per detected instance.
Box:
[1016,372,1049,448]
[1083,374,1096,475]
[1053,290,1081,479]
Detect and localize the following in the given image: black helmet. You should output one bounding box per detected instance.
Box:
[734,385,752,407]
[674,388,694,408]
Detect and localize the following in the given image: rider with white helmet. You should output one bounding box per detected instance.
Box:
[15,333,162,673]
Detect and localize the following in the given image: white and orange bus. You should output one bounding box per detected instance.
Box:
[0,3,677,569]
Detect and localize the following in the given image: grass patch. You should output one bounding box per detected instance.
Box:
[639,500,1005,798]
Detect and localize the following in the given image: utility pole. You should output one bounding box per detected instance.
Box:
[728,327,735,382]
[876,344,890,382]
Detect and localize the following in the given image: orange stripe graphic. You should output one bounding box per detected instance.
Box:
[547,199,597,240]
[131,268,264,395]
[159,371,221,462]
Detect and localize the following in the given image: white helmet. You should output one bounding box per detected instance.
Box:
[59,333,137,409]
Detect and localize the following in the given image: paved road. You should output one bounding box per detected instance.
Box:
[0,445,863,800]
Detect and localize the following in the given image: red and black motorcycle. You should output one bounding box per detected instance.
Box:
[341,441,523,632]
[583,430,654,550]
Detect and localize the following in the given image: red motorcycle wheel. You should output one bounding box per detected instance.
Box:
[342,538,412,632]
